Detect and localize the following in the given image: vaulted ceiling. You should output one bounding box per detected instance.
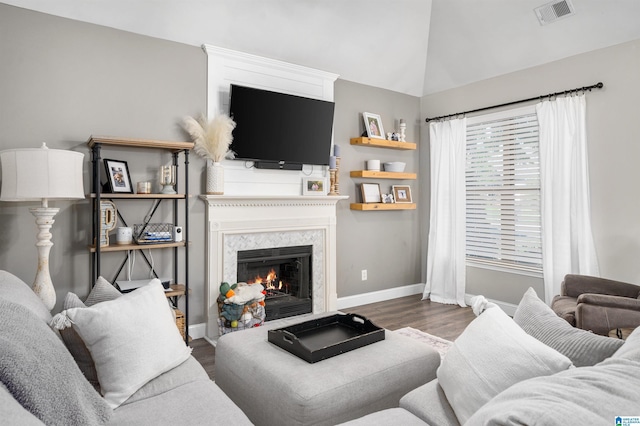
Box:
[3,0,640,96]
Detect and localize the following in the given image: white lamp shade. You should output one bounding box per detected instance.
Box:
[0,144,85,201]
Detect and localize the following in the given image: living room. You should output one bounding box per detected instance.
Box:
[1,1,640,424]
[2,0,640,334]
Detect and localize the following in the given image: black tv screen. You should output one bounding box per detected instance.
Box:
[229,84,335,169]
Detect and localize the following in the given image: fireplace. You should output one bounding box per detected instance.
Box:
[237,245,313,320]
[201,195,346,340]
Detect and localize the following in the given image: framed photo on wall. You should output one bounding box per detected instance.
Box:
[361,183,382,203]
[362,112,385,139]
[392,185,412,203]
[302,177,328,195]
[103,159,133,193]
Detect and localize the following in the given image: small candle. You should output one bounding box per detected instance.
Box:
[329,156,336,169]
[333,144,341,157]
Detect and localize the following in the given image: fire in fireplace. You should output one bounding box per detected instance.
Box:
[237,245,312,320]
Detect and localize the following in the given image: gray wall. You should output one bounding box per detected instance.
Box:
[0,4,208,319]
[0,5,424,322]
[334,80,422,297]
[421,38,640,304]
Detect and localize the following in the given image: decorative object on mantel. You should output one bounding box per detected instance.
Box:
[302,177,328,196]
[182,113,236,195]
[328,144,341,196]
[0,143,85,310]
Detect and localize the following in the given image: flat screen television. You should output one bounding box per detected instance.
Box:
[228,84,335,170]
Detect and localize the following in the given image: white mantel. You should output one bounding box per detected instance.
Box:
[200,195,348,340]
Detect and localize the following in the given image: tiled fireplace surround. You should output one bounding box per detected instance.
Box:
[200,195,346,341]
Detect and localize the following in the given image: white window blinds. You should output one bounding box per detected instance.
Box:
[465,106,542,274]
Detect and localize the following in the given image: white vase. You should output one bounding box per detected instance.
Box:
[207,161,224,195]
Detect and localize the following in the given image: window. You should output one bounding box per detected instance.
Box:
[465,106,542,275]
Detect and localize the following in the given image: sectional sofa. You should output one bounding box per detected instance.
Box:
[2,268,639,425]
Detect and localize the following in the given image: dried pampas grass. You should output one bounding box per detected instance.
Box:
[182,114,236,162]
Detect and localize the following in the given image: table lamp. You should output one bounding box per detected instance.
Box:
[0,143,84,310]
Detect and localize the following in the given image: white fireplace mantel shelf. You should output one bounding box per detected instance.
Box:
[199,194,349,205]
[200,194,348,341]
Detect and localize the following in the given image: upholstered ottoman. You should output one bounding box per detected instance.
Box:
[215,313,441,426]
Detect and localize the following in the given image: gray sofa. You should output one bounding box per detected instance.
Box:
[0,270,252,425]
[342,287,640,426]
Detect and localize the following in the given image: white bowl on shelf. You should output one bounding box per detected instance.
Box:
[383,162,406,173]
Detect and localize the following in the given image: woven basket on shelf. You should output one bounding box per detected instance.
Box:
[174,309,186,340]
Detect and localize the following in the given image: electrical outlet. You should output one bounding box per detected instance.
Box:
[361,269,367,281]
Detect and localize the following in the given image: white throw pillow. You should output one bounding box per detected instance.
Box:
[62,280,191,408]
[437,306,573,424]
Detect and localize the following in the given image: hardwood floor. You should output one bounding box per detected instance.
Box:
[191,294,476,380]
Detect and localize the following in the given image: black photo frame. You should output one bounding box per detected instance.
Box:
[103,159,133,193]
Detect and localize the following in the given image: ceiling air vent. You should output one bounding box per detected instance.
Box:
[534,0,576,25]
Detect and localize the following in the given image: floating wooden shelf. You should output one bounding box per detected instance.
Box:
[88,136,194,151]
[350,170,417,180]
[350,137,416,150]
[89,241,187,253]
[350,203,416,211]
[90,193,189,199]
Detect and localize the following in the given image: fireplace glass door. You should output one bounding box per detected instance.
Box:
[237,245,312,320]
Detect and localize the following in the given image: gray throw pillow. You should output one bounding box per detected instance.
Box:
[58,276,122,388]
[514,287,624,366]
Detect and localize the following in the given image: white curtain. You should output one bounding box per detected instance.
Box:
[537,95,600,304]
[422,118,467,307]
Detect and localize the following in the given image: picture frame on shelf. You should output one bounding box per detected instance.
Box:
[392,185,412,203]
[362,112,385,139]
[302,177,328,195]
[381,193,395,204]
[103,159,133,193]
[361,183,382,203]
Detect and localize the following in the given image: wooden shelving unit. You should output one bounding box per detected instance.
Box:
[350,170,416,180]
[350,137,416,150]
[88,135,193,343]
[350,203,416,211]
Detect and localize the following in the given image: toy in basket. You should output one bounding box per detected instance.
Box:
[217,282,266,335]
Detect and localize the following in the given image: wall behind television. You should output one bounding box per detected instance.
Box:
[422,37,640,305]
[0,4,423,321]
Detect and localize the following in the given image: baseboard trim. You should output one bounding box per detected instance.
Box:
[337,283,425,310]
[188,322,207,340]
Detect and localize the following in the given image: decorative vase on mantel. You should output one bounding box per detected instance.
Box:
[207,160,224,195]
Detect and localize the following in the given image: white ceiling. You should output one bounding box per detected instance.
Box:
[3,0,640,96]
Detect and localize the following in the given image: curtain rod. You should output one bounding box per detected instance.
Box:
[424,82,604,123]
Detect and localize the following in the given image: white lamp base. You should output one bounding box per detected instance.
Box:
[29,206,59,311]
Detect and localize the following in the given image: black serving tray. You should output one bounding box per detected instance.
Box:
[267,313,385,363]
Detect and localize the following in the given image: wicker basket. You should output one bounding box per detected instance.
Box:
[174,309,186,340]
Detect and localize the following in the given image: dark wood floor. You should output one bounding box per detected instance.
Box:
[190,294,476,380]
